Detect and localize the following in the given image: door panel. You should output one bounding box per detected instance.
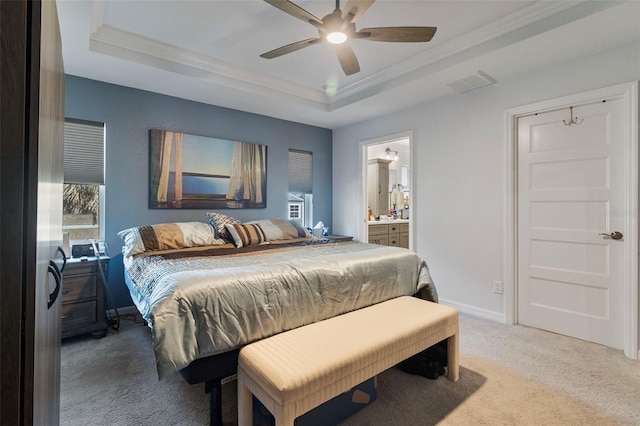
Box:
[0,0,31,421]
[517,99,625,348]
[32,0,65,423]
[529,277,608,318]
[530,201,607,230]
[0,0,64,424]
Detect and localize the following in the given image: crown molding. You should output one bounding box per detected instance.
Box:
[89,25,331,108]
[87,0,612,112]
[90,0,105,35]
[331,1,595,103]
[89,1,329,109]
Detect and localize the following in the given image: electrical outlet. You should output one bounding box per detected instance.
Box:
[493,280,503,294]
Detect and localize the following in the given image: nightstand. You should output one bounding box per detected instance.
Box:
[322,235,354,242]
[61,256,110,339]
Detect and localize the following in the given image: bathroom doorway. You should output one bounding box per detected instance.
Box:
[361,131,414,251]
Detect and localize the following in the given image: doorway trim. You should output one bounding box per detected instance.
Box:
[360,130,415,250]
[505,81,639,359]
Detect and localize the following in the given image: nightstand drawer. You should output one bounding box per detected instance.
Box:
[61,300,98,329]
[63,261,106,276]
[61,256,109,339]
[61,274,98,301]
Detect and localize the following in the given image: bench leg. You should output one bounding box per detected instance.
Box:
[447,332,459,381]
[273,403,296,426]
[237,370,253,426]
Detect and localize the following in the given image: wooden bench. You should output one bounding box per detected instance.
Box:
[237,296,459,426]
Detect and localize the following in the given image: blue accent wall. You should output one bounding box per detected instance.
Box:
[65,75,333,308]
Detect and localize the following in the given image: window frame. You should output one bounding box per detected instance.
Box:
[288,149,313,228]
[63,118,106,243]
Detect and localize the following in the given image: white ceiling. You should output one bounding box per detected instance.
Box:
[56,1,640,130]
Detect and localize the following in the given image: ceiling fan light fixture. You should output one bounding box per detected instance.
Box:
[327,31,347,44]
[260,0,438,76]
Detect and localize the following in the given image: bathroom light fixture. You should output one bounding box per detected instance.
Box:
[385,148,399,161]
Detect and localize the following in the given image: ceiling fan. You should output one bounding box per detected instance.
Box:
[261,0,437,76]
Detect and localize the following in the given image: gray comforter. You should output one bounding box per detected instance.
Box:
[124,240,437,379]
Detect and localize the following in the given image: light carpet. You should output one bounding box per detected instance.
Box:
[60,312,640,425]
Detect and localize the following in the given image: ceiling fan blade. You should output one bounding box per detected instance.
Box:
[260,38,321,59]
[335,45,360,75]
[341,0,375,24]
[357,26,437,42]
[264,0,323,27]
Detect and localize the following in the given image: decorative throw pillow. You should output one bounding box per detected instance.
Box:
[206,212,241,241]
[287,219,313,238]
[226,223,267,248]
[118,222,224,257]
[246,218,311,241]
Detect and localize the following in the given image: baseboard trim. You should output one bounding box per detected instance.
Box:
[439,298,506,323]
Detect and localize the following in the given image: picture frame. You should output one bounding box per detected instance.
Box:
[148,129,267,209]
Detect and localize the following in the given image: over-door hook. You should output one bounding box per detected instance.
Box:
[563,106,583,126]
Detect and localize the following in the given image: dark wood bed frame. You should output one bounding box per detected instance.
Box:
[178,349,241,426]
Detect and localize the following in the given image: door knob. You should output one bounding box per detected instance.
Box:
[599,231,623,240]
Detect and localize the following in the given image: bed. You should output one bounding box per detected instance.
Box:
[118,217,439,425]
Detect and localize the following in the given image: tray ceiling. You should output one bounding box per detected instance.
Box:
[57,1,640,129]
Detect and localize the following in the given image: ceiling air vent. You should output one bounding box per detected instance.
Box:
[445,71,496,93]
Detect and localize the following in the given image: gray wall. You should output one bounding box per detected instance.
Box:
[332,42,639,320]
[65,76,333,308]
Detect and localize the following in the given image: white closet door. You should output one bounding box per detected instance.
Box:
[517,99,625,348]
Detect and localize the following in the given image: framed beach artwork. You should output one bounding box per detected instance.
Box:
[148,129,267,209]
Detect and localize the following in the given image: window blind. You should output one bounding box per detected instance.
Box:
[288,149,312,194]
[64,119,105,185]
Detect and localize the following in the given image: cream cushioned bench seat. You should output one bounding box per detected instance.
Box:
[237,296,459,426]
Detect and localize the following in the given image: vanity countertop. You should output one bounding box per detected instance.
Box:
[368,219,409,224]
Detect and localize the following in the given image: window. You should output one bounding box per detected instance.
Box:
[289,203,301,220]
[288,149,313,228]
[63,119,105,241]
[288,196,304,224]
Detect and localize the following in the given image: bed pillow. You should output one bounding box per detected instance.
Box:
[287,220,313,239]
[225,223,267,248]
[118,222,225,257]
[246,218,311,241]
[206,212,241,241]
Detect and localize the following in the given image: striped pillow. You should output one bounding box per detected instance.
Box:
[246,218,311,241]
[118,222,225,257]
[226,223,267,248]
